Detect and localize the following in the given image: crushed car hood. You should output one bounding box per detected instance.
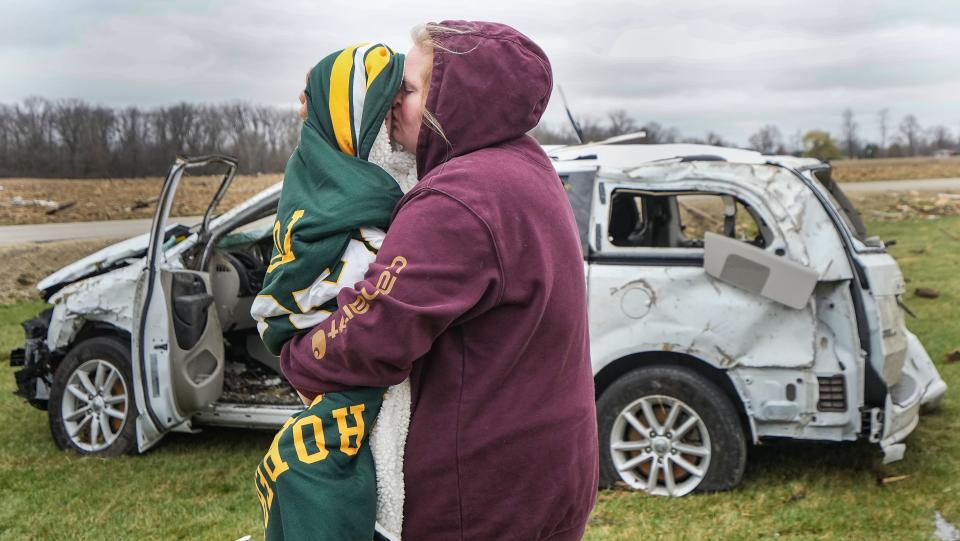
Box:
[37,224,188,294]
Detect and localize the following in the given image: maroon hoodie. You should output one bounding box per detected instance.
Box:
[280,20,598,540]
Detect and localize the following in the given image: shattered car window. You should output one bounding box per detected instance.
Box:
[609,190,767,249]
[676,195,765,247]
[560,171,595,255]
[808,168,870,243]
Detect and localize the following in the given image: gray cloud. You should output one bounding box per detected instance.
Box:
[1,0,958,144]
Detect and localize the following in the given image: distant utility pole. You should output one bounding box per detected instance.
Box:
[790,129,803,155]
[878,108,889,157]
[841,108,859,158]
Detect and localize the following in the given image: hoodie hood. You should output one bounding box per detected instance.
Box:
[416,21,553,177]
[305,43,405,160]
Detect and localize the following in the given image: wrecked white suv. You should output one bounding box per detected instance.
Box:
[10,146,947,497]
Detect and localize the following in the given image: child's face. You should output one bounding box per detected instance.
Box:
[299,71,309,122]
[390,44,430,153]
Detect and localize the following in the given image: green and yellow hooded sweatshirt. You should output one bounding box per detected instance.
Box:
[251,42,405,356]
[251,43,404,541]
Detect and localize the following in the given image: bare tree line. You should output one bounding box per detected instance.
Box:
[747,109,959,161]
[532,107,958,162]
[0,97,300,178]
[2,97,957,179]
[531,109,730,147]
[832,108,957,160]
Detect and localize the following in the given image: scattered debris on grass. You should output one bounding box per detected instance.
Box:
[877,474,910,486]
[935,511,960,541]
[850,190,960,223]
[45,200,76,215]
[128,196,159,211]
[915,287,942,299]
[784,485,807,503]
[3,196,61,209]
[946,349,960,364]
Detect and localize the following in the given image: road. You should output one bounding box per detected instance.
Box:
[0,216,202,245]
[2,177,959,245]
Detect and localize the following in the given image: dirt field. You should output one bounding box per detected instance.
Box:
[2,189,956,305]
[1,157,959,226]
[848,190,960,224]
[0,174,280,226]
[0,237,121,304]
[832,156,960,182]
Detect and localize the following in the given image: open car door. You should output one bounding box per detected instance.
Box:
[131,155,237,452]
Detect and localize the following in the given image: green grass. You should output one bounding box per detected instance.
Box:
[0,301,273,540]
[1,217,959,540]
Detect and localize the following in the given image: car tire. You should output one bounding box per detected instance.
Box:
[49,336,138,456]
[597,364,747,496]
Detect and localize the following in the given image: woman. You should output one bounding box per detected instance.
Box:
[281,20,598,540]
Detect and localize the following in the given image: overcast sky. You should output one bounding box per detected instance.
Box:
[2,0,958,146]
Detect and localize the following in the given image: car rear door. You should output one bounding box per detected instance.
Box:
[586,175,819,375]
[131,155,237,451]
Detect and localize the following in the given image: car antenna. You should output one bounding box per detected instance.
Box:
[558,85,584,145]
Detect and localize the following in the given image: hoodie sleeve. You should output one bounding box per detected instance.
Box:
[279,187,503,399]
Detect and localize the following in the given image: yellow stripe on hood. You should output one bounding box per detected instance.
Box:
[329,43,366,156]
[364,45,393,90]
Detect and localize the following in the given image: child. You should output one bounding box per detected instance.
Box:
[251,43,413,541]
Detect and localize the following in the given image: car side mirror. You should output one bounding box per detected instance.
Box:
[703,232,818,310]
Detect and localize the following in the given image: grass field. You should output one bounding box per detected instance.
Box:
[1,217,958,540]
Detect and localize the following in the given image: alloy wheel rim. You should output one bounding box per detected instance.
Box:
[610,394,711,496]
[61,359,128,452]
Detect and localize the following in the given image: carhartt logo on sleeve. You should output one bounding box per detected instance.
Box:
[312,255,407,360]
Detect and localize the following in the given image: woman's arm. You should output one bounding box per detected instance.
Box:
[280,187,502,400]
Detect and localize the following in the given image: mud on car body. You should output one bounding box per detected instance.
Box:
[10,146,947,495]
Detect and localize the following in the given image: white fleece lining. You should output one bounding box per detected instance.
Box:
[370,380,411,539]
[369,124,418,193]
[367,124,416,539]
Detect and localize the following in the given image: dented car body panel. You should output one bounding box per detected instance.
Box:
[10,144,946,467]
[550,143,945,463]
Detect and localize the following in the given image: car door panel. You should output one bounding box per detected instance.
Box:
[131,155,236,451]
[588,181,817,373]
[160,269,224,415]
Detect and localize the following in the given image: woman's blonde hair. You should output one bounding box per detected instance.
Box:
[410,23,471,147]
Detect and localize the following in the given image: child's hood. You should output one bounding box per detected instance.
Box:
[304,43,405,160]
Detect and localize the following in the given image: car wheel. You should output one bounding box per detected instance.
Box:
[49,336,137,456]
[597,364,747,496]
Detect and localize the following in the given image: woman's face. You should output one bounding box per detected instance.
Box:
[390,45,430,152]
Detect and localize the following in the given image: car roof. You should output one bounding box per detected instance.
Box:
[547,143,835,239]
[548,142,823,175]
[228,143,826,219]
